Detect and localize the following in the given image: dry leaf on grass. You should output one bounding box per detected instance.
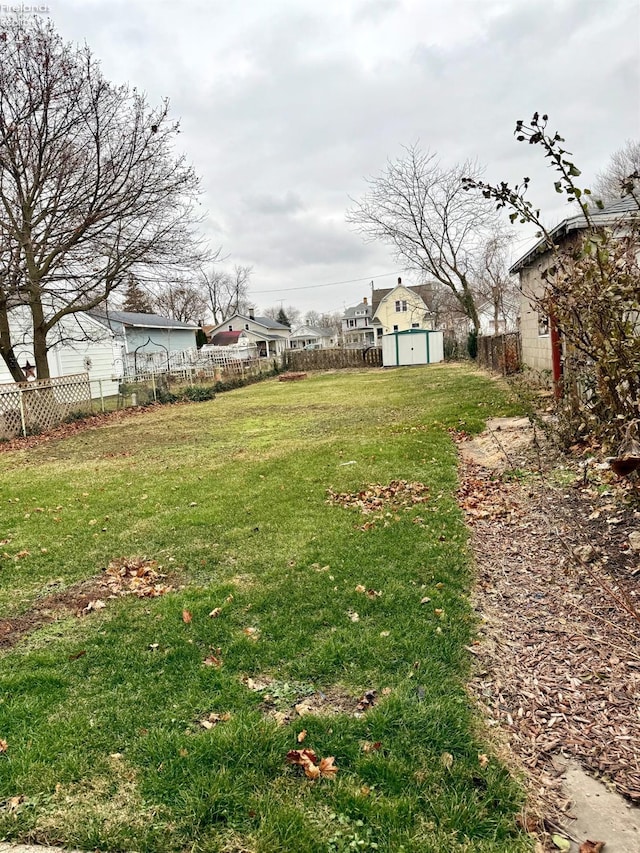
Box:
[0,738,7,753]
[199,712,231,729]
[209,607,222,618]
[203,650,222,667]
[286,749,338,780]
[182,609,192,624]
[297,729,307,743]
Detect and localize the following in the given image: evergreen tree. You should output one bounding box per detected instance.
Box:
[122,275,152,313]
[276,307,291,327]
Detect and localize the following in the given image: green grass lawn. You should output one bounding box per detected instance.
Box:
[0,364,530,853]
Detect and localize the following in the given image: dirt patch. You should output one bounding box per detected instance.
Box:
[459,417,640,850]
[242,675,380,725]
[0,578,107,649]
[0,558,176,650]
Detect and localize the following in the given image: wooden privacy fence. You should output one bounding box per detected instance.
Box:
[284,347,382,371]
[477,332,522,376]
[0,373,91,439]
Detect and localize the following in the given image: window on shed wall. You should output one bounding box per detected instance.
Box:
[538,314,549,336]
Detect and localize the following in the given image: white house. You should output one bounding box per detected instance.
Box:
[341,298,375,347]
[206,310,290,357]
[0,306,122,398]
[288,325,337,350]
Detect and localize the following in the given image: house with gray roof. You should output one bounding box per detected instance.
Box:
[90,309,199,374]
[288,325,337,350]
[341,298,375,348]
[205,309,290,357]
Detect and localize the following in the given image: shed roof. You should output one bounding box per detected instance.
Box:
[510,195,639,274]
[211,330,242,346]
[90,309,199,333]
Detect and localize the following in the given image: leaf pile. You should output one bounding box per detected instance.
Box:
[327,480,429,528]
[458,464,522,523]
[101,557,174,598]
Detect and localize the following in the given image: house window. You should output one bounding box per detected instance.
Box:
[538,314,549,336]
[411,323,419,328]
[245,324,249,330]
[349,319,355,328]
[393,324,399,331]
[228,325,233,331]
[395,300,408,312]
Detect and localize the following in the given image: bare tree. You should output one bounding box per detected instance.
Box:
[594,139,640,203]
[199,263,252,323]
[262,304,300,327]
[0,17,202,381]
[347,145,505,332]
[473,230,519,333]
[151,278,209,324]
[304,309,321,327]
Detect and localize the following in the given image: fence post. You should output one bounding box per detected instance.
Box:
[18,387,27,437]
[151,372,157,401]
[99,379,105,413]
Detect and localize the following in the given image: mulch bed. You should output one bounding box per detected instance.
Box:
[459,450,640,820]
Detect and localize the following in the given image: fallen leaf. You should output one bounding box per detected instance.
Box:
[380,630,390,637]
[203,651,222,667]
[179,748,188,757]
[0,738,7,753]
[14,550,30,559]
[318,756,338,778]
[243,626,260,640]
[440,751,454,770]
[579,843,605,853]
[182,609,192,624]
[6,795,24,811]
[297,729,307,743]
[361,741,382,753]
[420,596,431,605]
[83,599,106,614]
[552,835,571,852]
[347,610,360,622]
[478,753,489,767]
[355,584,366,593]
[68,650,87,661]
[209,607,222,618]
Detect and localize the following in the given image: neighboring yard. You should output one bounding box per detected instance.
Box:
[0,365,529,853]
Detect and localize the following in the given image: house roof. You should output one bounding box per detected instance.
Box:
[371,283,434,317]
[90,309,199,333]
[510,195,640,274]
[343,302,371,319]
[211,330,242,346]
[207,313,290,334]
[290,325,334,339]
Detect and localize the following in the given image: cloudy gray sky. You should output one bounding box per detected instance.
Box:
[44,0,640,314]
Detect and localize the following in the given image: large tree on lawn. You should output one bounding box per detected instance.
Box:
[346,145,505,333]
[0,17,201,381]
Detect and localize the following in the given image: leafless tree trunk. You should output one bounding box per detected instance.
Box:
[199,263,252,323]
[0,17,203,381]
[347,145,504,333]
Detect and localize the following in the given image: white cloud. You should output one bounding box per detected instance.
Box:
[20,0,640,311]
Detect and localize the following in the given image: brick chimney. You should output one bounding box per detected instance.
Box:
[397,277,402,285]
[363,296,368,305]
[248,306,255,320]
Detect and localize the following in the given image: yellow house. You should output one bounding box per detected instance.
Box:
[371,278,434,342]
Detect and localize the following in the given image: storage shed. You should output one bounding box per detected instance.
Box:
[382,329,444,367]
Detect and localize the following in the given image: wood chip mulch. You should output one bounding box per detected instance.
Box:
[459,456,640,816]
